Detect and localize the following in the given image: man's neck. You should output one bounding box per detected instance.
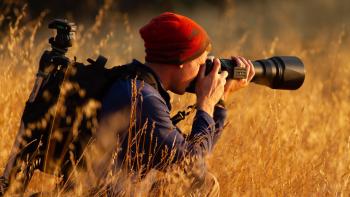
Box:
[144,62,172,91]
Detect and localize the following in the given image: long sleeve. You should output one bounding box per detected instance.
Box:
[99,79,227,173]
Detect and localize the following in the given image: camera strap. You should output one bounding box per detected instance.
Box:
[170,104,197,125]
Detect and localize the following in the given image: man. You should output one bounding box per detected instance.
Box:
[88,12,255,196]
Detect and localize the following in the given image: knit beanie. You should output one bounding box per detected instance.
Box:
[139,12,210,65]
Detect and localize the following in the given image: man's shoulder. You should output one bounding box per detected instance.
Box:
[108,79,166,104]
[101,78,168,115]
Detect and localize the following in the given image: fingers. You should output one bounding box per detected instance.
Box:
[219,71,228,86]
[247,60,255,82]
[232,56,243,68]
[207,56,215,62]
[213,59,227,87]
[234,56,248,84]
[232,56,255,82]
[238,56,248,67]
[210,58,221,76]
[220,70,228,79]
[239,57,249,79]
[241,58,249,83]
[212,59,226,93]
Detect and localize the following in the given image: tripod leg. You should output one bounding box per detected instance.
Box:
[2,121,46,195]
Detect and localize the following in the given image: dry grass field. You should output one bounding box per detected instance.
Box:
[1,0,350,196]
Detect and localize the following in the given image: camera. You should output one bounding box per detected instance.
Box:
[186,56,305,93]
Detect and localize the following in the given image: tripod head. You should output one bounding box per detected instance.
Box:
[48,19,76,54]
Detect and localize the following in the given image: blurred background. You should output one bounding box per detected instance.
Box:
[1,0,349,60]
[1,0,350,196]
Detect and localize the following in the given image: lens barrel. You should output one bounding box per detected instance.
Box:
[253,56,305,89]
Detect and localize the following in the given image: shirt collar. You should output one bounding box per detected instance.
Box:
[132,59,172,110]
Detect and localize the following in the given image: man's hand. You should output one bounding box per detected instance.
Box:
[195,56,255,116]
[221,56,255,101]
[195,58,228,117]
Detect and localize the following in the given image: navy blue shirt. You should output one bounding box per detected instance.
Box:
[100,60,227,175]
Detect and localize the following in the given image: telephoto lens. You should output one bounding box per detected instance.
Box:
[186,56,305,93]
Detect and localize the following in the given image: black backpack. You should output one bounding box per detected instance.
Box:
[3,54,162,192]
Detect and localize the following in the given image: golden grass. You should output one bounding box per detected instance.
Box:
[1,1,350,196]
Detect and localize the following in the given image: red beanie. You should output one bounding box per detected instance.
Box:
[139,12,210,65]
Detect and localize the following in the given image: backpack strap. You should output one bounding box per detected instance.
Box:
[113,62,158,89]
[107,60,168,104]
